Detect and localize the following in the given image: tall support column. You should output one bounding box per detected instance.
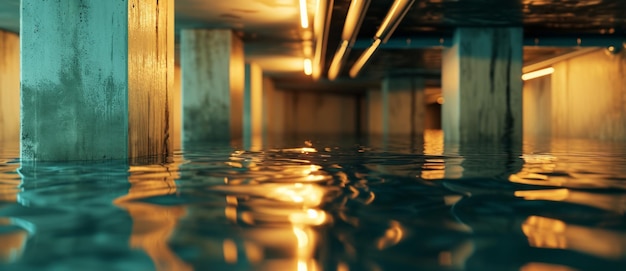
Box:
[382,76,425,137]
[181,29,244,143]
[0,30,19,143]
[244,63,263,150]
[442,27,523,143]
[21,0,174,161]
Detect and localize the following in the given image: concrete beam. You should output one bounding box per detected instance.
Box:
[21,0,174,161]
[353,34,625,49]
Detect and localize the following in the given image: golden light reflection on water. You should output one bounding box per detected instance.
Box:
[114,159,192,271]
[0,160,25,264]
[421,129,446,180]
[375,220,404,250]
[522,215,626,259]
[0,218,27,264]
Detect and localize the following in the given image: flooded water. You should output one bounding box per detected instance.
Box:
[1,130,625,271]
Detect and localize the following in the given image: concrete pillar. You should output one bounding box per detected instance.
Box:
[181,29,244,143]
[21,0,174,161]
[442,27,523,143]
[0,30,19,144]
[382,76,425,137]
[244,63,263,150]
[173,65,182,151]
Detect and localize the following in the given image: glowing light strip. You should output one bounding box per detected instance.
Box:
[521,67,554,81]
[349,38,381,78]
[304,58,313,75]
[299,0,309,28]
[328,40,349,80]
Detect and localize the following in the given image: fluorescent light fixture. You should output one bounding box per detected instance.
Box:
[349,38,381,78]
[299,0,309,28]
[328,40,349,80]
[342,0,371,41]
[304,58,313,75]
[326,0,371,81]
[522,67,554,81]
[375,0,415,42]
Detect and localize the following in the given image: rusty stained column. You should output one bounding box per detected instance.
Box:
[21,0,174,161]
[442,27,523,143]
[181,29,245,144]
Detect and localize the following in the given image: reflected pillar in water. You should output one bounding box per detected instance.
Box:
[181,29,244,143]
[442,27,523,143]
[0,30,19,144]
[21,0,174,161]
[244,63,264,150]
[114,160,192,271]
[382,76,425,138]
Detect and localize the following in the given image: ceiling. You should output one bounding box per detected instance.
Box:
[1,0,625,91]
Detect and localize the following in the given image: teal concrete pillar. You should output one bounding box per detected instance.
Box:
[382,76,425,137]
[0,30,19,144]
[181,29,245,143]
[21,0,174,161]
[243,63,263,150]
[442,27,523,143]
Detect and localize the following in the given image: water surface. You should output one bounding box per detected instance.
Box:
[1,131,625,271]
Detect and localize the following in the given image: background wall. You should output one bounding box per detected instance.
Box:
[524,49,626,140]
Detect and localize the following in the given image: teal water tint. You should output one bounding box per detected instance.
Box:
[1,131,626,271]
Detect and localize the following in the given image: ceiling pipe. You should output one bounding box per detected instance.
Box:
[328,0,371,81]
[349,0,416,78]
[312,0,334,80]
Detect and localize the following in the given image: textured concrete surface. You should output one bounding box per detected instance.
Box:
[21,0,173,161]
[0,30,19,143]
[173,65,182,151]
[550,49,626,140]
[181,29,244,142]
[382,76,425,136]
[128,0,174,160]
[243,63,263,149]
[523,75,552,138]
[281,91,358,135]
[442,27,523,143]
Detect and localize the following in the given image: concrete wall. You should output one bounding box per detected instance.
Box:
[367,88,383,134]
[0,30,19,143]
[262,77,285,136]
[523,75,551,138]
[264,88,358,135]
[523,49,626,140]
[551,49,626,140]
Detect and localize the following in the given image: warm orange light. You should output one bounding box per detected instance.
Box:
[349,38,381,78]
[304,58,313,75]
[522,67,554,81]
[436,96,444,105]
[299,0,309,28]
